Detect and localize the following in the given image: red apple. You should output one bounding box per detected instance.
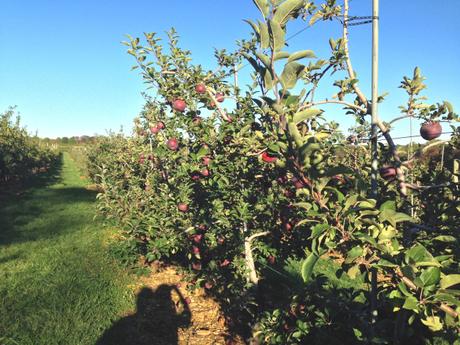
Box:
[167,138,179,151]
[202,156,211,165]
[216,92,225,102]
[192,116,202,125]
[217,237,225,244]
[267,255,276,264]
[178,203,189,212]
[172,99,186,112]
[204,281,213,289]
[192,246,200,255]
[198,224,207,231]
[195,83,206,94]
[220,259,231,267]
[261,151,277,163]
[420,121,442,140]
[150,126,160,134]
[192,234,203,243]
[379,166,397,180]
[157,121,165,129]
[209,101,216,109]
[201,168,210,177]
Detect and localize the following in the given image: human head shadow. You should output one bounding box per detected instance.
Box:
[96,285,191,345]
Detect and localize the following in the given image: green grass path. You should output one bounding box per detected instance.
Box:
[0,153,133,345]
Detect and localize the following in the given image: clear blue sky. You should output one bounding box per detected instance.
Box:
[1,0,459,141]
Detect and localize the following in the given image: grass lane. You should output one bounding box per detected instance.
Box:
[0,153,133,345]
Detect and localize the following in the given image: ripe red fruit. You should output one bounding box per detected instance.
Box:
[420,121,442,140]
[192,246,200,255]
[379,166,397,180]
[202,156,211,165]
[198,224,207,231]
[172,99,186,112]
[178,203,189,212]
[191,234,203,243]
[216,92,225,102]
[150,126,160,134]
[204,281,213,289]
[167,138,179,151]
[209,101,216,109]
[261,151,277,163]
[220,259,231,267]
[157,121,165,129]
[267,255,276,265]
[195,83,206,94]
[200,168,210,177]
[217,237,225,245]
[192,116,202,125]
[284,222,293,232]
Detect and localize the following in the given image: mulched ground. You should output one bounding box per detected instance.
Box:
[100,266,246,345]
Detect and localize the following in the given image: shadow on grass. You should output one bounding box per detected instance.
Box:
[96,285,191,345]
[0,155,100,247]
[0,154,63,202]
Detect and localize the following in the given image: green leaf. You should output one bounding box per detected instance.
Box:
[420,267,441,287]
[252,0,270,18]
[433,235,457,243]
[440,274,460,290]
[301,252,319,283]
[259,21,270,49]
[280,62,305,89]
[268,20,285,51]
[274,51,290,60]
[379,200,396,212]
[262,68,274,89]
[287,50,316,63]
[293,108,322,123]
[402,295,418,311]
[255,52,271,69]
[241,52,260,73]
[421,316,443,332]
[345,246,363,264]
[273,0,304,25]
[405,245,437,266]
[310,223,328,238]
[244,19,260,38]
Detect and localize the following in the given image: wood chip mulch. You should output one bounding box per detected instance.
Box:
[118,266,246,345]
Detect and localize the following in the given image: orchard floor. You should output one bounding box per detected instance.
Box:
[0,153,242,345]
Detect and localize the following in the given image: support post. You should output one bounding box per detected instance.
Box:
[370,0,380,333]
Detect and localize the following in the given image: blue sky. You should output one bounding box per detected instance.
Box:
[1,0,459,142]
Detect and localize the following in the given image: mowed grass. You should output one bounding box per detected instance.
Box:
[0,153,134,345]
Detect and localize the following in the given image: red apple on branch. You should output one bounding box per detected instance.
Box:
[216,92,225,102]
[195,83,206,94]
[178,203,189,212]
[167,138,179,151]
[261,151,277,163]
[172,99,186,112]
[420,121,442,140]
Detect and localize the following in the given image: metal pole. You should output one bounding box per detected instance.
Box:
[370,0,380,331]
[371,0,379,200]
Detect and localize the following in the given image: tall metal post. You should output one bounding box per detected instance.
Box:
[371,0,379,200]
[370,0,380,331]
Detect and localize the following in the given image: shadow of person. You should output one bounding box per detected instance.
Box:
[96,284,191,345]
